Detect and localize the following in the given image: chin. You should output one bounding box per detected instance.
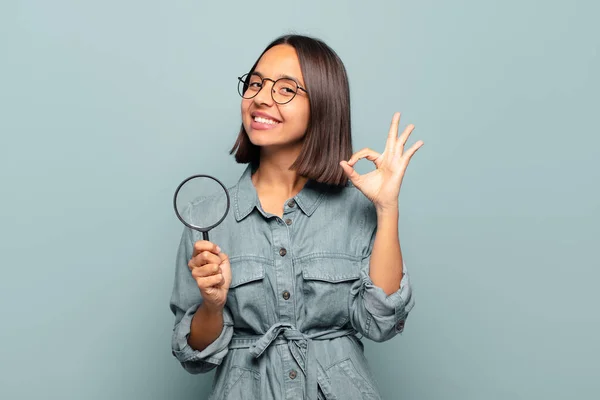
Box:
[248,137,282,149]
[247,127,278,143]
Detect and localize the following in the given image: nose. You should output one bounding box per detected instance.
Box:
[253,79,275,106]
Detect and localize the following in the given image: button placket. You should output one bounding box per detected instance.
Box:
[272,203,295,327]
[283,199,296,228]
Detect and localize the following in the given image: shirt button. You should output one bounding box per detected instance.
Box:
[279,248,287,257]
[287,200,295,208]
[285,218,292,226]
[289,370,297,380]
[282,290,290,300]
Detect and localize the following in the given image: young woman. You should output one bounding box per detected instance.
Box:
[170,34,423,400]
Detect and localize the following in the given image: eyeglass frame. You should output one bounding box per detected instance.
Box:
[237,73,308,105]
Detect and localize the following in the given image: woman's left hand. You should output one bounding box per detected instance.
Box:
[340,112,423,213]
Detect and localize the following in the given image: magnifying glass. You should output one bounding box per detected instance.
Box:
[173,174,231,241]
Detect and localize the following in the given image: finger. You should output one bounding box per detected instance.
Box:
[191,263,221,278]
[218,251,230,264]
[217,253,231,287]
[193,250,222,267]
[402,140,424,163]
[385,112,401,155]
[188,252,220,270]
[395,124,415,156]
[339,160,362,186]
[347,148,383,168]
[196,273,225,289]
[193,240,221,258]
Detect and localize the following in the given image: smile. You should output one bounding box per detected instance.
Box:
[253,116,280,125]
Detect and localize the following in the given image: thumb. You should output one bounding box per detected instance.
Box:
[219,253,232,288]
[340,161,361,186]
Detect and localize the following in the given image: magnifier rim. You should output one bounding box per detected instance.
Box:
[173,174,231,233]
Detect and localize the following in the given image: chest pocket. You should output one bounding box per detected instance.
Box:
[299,256,362,329]
[227,257,268,332]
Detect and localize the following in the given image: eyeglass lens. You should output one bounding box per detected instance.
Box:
[238,74,298,104]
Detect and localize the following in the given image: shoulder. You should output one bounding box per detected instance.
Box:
[324,181,375,210]
[186,186,232,211]
[319,182,377,225]
[184,169,244,213]
[182,184,233,227]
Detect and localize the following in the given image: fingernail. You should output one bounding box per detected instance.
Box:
[216,246,221,253]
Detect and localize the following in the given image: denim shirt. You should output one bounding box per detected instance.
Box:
[169,165,415,400]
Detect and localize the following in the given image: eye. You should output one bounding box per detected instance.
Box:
[247,76,262,91]
[275,79,298,97]
[249,76,261,84]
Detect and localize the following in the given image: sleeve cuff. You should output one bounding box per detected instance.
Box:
[172,303,234,367]
[361,262,414,333]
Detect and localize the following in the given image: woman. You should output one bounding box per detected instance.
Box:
[170,34,423,400]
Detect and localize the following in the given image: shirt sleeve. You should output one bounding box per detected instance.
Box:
[348,199,415,342]
[169,222,234,374]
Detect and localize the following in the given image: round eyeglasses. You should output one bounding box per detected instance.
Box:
[237,73,307,105]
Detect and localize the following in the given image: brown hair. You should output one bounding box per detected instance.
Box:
[230,34,353,187]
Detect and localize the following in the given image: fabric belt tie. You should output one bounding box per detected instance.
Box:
[229,322,356,400]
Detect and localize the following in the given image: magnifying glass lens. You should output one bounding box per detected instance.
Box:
[174,175,229,237]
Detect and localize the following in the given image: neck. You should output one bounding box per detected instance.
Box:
[252,148,308,198]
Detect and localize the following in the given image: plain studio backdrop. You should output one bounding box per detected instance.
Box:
[1,1,598,399]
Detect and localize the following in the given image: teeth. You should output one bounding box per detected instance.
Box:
[254,116,279,125]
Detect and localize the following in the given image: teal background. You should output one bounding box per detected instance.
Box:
[1,0,598,399]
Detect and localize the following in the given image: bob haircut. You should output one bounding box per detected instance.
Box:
[230,34,353,187]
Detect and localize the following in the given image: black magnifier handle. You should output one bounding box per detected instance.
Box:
[202,231,209,241]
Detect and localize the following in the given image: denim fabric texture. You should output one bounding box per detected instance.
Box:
[170,165,414,399]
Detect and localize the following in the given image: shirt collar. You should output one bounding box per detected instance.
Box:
[233,164,329,221]
[233,165,259,221]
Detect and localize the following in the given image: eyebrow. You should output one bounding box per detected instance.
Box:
[252,71,304,87]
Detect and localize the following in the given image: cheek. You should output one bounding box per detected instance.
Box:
[302,108,310,128]
[284,103,310,131]
[299,98,310,124]
[296,107,310,133]
[241,99,252,113]
[241,100,252,127]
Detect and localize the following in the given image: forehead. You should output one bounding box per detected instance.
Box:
[255,44,304,83]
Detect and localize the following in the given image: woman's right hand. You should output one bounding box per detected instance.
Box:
[188,240,232,313]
